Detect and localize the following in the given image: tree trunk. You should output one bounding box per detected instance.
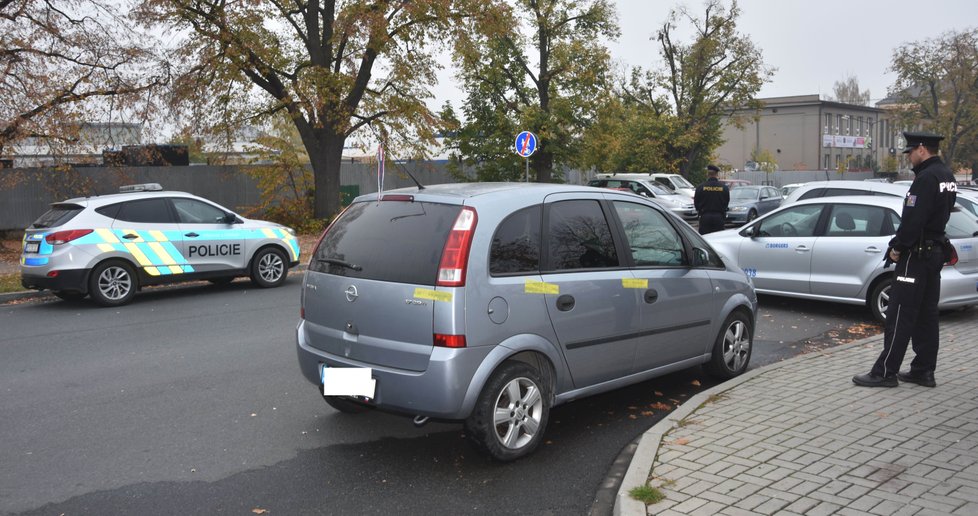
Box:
[298,126,345,220]
[534,148,554,183]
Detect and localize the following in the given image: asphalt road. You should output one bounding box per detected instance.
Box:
[0,276,891,516]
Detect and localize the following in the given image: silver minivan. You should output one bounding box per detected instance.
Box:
[296,183,757,461]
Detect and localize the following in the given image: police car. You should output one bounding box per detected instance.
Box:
[20,183,300,306]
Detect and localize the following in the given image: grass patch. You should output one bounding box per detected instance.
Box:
[706,393,729,404]
[629,484,667,504]
[676,418,699,428]
[0,273,22,294]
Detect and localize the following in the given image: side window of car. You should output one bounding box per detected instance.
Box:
[490,205,542,275]
[172,198,227,224]
[825,205,886,237]
[612,202,684,266]
[757,205,823,237]
[546,200,619,270]
[822,188,861,198]
[114,198,175,223]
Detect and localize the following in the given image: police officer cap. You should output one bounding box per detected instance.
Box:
[707,165,720,173]
[902,131,944,153]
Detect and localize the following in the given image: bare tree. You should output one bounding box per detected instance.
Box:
[831,75,870,106]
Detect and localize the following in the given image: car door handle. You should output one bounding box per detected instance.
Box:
[794,245,811,252]
[644,289,659,304]
[556,294,575,312]
[185,232,199,238]
[122,233,139,240]
[865,246,883,254]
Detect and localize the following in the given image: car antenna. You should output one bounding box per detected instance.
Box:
[369,124,425,191]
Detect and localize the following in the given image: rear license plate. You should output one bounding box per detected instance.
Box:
[321,364,375,398]
[24,242,39,253]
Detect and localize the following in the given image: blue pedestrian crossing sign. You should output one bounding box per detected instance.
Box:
[515,131,538,158]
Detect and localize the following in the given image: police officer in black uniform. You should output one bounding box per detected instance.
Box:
[694,165,730,235]
[853,132,957,388]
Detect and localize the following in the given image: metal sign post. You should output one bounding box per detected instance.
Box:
[514,131,537,182]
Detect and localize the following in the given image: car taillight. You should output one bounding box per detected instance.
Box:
[436,207,477,287]
[45,229,93,245]
[434,333,466,348]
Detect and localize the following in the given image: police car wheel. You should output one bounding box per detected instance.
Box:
[53,290,86,302]
[89,260,137,307]
[869,277,891,323]
[251,247,288,288]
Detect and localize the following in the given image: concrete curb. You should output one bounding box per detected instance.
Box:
[612,334,885,516]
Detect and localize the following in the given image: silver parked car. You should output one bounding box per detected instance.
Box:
[20,183,300,306]
[587,176,698,220]
[296,183,757,461]
[781,180,909,205]
[725,185,783,224]
[704,196,978,322]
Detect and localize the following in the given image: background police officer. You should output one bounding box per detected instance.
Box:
[853,132,956,388]
[694,165,730,235]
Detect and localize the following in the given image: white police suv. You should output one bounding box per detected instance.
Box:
[20,183,300,306]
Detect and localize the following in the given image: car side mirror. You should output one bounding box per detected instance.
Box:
[741,225,757,238]
[222,212,239,224]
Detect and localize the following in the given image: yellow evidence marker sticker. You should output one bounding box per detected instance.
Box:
[413,288,454,302]
[525,280,559,295]
[622,278,648,289]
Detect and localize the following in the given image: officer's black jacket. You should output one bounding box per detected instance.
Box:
[694,178,730,214]
[890,156,956,253]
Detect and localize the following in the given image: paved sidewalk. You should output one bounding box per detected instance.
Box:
[616,316,978,515]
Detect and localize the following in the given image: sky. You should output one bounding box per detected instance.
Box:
[430,0,978,110]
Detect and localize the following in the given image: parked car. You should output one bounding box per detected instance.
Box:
[956,189,978,219]
[296,183,757,461]
[725,185,783,224]
[780,183,806,197]
[704,195,978,322]
[720,179,752,189]
[587,177,697,220]
[649,173,697,198]
[20,183,299,306]
[782,180,908,205]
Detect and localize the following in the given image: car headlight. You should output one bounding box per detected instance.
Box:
[730,206,748,212]
[283,227,297,236]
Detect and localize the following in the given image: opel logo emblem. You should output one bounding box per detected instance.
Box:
[345,285,359,303]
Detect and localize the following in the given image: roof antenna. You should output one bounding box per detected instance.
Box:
[370,123,424,191]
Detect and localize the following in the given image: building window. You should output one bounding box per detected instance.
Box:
[824,154,831,169]
[836,114,842,134]
[824,113,832,134]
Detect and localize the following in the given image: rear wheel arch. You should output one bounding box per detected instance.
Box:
[459,337,565,419]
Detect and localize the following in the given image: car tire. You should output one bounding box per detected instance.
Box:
[747,209,758,222]
[88,260,137,307]
[324,396,374,414]
[869,277,891,323]
[703,311,753,380]
[250,247,288,288]
[464,361,550,462]
[208,277,235,286]
[53,290,87,301]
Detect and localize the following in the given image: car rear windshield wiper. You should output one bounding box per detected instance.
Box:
[318,257,363,271]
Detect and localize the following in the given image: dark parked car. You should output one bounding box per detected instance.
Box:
[726,185,783,224]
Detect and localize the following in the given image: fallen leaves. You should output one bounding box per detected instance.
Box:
[690,380,701,387]
[650,402,672,410]
[252,509,269,515]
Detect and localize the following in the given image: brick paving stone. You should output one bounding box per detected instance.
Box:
[629,317,978,516]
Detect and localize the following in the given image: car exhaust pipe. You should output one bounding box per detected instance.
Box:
[413,415,430,427]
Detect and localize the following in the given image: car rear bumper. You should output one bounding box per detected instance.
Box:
[21,268,90,293]
[296,320,492,420]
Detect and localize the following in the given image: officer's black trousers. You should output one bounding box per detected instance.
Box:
[698,212,725,235]
[871,250,944,377]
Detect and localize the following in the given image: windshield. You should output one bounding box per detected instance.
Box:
[645,182,674,196]
[730,188,760,201]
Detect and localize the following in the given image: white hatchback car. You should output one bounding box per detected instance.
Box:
[704,195,978,321]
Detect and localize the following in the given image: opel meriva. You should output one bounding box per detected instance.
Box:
[296,183,757,461]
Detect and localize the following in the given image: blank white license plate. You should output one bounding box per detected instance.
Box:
[321,364,376,399]
[25,242,39,253]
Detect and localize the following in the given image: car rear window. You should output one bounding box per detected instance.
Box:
[30,204,83,228]
[310,200,462,285]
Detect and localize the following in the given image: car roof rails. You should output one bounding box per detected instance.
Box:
[119,183,164,193]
